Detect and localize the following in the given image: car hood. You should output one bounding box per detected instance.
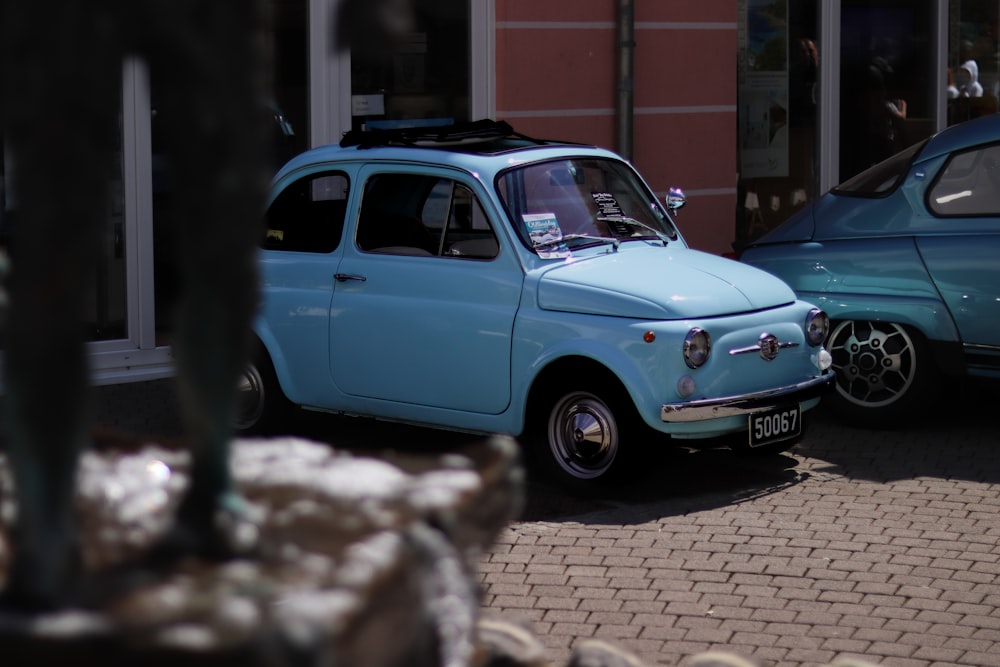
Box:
[535,244,797,319]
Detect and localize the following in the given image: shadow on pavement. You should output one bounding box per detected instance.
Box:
[792,377,1000,486]
[292,409,809,525]
[289,377,1000,525]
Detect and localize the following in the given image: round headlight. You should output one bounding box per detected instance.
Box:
[683,328,711,369]
[805,308,830,347]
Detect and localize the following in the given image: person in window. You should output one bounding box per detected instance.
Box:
[956,60,984,98]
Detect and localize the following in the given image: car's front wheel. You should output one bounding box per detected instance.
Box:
[826,319,936,426]
[530,379,641,485]
[233,345,291,435]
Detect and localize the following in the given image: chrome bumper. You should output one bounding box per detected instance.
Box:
[661,373,834,423]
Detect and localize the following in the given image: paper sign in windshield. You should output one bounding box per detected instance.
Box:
[524,213,570,258]
[592,192,623,217]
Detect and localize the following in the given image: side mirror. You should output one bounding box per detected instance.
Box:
[665,187,686,213]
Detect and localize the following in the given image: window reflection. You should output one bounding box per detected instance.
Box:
[350,0,469,132]
[947,0,1000,126]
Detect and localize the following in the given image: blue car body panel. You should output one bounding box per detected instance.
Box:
[741,114,1000,378]
[255,133,833,441]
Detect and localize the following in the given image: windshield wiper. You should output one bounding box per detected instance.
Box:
[597,215,671,245]
[533,233,620,251]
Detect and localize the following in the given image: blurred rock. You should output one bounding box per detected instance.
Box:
[0,434,523,666]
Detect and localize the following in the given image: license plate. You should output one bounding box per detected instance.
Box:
[748,405,801,447]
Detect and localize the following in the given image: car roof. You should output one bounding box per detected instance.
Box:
[921,113,1000,163]
[272,119,622,183]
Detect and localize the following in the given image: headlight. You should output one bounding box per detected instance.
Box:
[804,308,830,347]
[683,328,711,369]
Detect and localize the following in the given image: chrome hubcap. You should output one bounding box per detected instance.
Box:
[828,321,916,408]
[549,392,618,480]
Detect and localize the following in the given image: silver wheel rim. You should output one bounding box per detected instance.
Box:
[828,320,917,408]
[548,391,619,480]
[233,363,265,431]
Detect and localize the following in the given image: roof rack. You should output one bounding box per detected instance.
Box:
[340,119,542,149]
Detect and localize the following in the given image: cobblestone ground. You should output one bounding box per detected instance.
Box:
[479,383,1000,667]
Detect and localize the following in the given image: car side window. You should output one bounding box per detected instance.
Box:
[357,173,498,259]
[928,143,1000,216]
[264,172,348,253]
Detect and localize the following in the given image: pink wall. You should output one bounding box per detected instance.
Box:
[495,1,737,255]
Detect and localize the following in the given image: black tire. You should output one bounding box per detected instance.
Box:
[529,379,640,486]
[233,343,291,435]
[826,319,937,427]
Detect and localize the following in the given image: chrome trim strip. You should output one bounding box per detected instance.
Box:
[965,343,1000,352]
[728,340,799,356]
[661,373,834,423]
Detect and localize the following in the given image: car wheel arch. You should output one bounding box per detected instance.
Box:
[520,356,645,484]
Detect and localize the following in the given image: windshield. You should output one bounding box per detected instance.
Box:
[832,138,928,197]
[496,158,678,257]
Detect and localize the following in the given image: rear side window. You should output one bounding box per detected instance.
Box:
[927,143,1000,216]
[833,139,927,197]
[264,172,348,253]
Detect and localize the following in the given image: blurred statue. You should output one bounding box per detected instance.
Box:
[0,0,412,610]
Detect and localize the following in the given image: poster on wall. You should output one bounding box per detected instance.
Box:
[738,0,789,179]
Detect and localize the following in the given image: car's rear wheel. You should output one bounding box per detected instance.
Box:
[826,319,936,426]
[233,344,291,435]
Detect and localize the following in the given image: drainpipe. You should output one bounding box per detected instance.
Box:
[616,0,635,160]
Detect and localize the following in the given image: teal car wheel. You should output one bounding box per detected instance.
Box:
[827,320,935,426]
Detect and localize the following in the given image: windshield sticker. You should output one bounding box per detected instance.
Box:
[592,192,623,217]
[523,212,570,258]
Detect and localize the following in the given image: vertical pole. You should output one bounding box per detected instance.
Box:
[616,0,635,160]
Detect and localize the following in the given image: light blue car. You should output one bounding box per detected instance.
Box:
[741,114,1000,426]
[235,120,833,484]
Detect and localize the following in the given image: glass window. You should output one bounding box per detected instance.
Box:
[928,143,1000,216]
[736,1,821,248]
[357,173,497,259]
[350,0,469,132]
[833,138,927,197]
[947,0,1000,126]
[264,172,348,252]
[839,1,936,182]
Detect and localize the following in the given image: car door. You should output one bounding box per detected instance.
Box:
[329,165,524,414]
[920,142,1000,350]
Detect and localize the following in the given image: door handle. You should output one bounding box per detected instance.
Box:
[334,273,367,282]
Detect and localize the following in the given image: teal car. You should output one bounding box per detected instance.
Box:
[236,121,833,484]
[741,114,1000,426]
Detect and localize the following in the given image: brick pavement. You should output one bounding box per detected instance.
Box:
[87,377,1000,666]
[479,385,1000,667]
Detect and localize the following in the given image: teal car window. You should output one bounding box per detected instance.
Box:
[357,173,498,259]
[264,171,348,253]
[927,142,1000,216]
[496,158,676,254]
[832,139,927,198]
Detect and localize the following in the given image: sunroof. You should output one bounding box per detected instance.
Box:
[339,119,558,154]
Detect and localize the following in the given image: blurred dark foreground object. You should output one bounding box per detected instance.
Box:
[0,0,269,610]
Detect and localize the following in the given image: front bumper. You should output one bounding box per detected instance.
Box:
[661,372,834,423]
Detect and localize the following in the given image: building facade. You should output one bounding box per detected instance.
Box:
[1,0,995,385]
